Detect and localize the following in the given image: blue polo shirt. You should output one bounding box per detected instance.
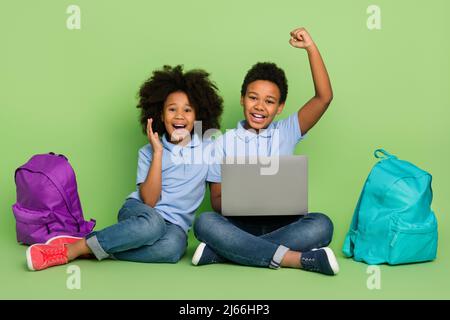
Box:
[128,134,214,233]
[208,112,304,183]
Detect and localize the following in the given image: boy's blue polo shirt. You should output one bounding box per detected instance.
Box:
[128,134,214,233]
[208,112,304,183]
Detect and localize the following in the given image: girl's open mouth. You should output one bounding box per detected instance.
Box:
[172,124,187,130]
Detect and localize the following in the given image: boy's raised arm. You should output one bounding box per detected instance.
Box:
[290,27,333,135]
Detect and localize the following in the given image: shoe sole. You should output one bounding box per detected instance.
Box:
[322,247,340,275]
[191,242,206,266]
[45,235,82,245]
[26,245,36,271]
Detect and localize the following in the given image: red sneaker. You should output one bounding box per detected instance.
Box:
[26,244,68,271]
[46,235,83,246]
[46,235,93,259]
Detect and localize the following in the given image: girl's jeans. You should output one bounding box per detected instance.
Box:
[86,198,187,263]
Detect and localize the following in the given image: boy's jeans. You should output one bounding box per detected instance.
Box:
[86,198,187,263]
[194,212,333,268]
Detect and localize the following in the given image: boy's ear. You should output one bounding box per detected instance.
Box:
[240,96,244,107]
[276,103,285,115]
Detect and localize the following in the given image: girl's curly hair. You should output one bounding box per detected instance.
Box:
[137,65,223,136]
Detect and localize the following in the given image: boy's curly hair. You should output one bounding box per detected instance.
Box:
[137,65,223,136]
[240,62,288,104]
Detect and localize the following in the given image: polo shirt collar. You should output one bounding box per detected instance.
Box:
[235,120,275,141]
[162,133,202,154]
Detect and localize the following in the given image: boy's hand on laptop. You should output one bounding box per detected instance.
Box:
[289,27,315,49]
[147,118,163,154]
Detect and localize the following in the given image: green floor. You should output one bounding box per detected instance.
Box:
[1,222,449,300]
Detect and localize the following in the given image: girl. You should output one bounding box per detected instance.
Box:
[193,27,339,276]
[26,65,223,270]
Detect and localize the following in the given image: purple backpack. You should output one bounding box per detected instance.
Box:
[12,152,96,245]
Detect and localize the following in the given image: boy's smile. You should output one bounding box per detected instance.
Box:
[241,80,284,132]
[162,91,196,144]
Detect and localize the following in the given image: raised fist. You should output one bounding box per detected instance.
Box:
[289,27,314,49]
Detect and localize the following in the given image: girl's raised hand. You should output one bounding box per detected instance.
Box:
[146,118,163,153]
[289,27,314,49]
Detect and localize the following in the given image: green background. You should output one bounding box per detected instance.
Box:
[1,0,449,299]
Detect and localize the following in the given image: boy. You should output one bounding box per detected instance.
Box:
[193,27,339,276]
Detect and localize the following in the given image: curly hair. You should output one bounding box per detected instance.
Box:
[240,62,288,104]
[137,65,223,136]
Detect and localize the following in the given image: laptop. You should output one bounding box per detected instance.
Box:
[221,155,308,216]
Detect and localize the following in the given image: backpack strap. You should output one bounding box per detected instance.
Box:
[77,218,96,235]
[374,149,397,159]
[343,148,398,257]
[43,170,87,232]
[44,154,96,235]
[49,152,68,161]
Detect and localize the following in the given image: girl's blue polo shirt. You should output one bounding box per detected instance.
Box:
[128,134,214,233]
[208,112,304,183]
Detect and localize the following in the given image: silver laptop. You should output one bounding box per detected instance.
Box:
[221,156,308,216]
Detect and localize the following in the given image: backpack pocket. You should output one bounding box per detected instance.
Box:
[12,204,55,245]
[388,217,438,265]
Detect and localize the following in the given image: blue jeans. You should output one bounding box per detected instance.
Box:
[86,198,187,263]
[193,212,333,268]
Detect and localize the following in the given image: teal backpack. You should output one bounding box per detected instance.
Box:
[342,149,438,265]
